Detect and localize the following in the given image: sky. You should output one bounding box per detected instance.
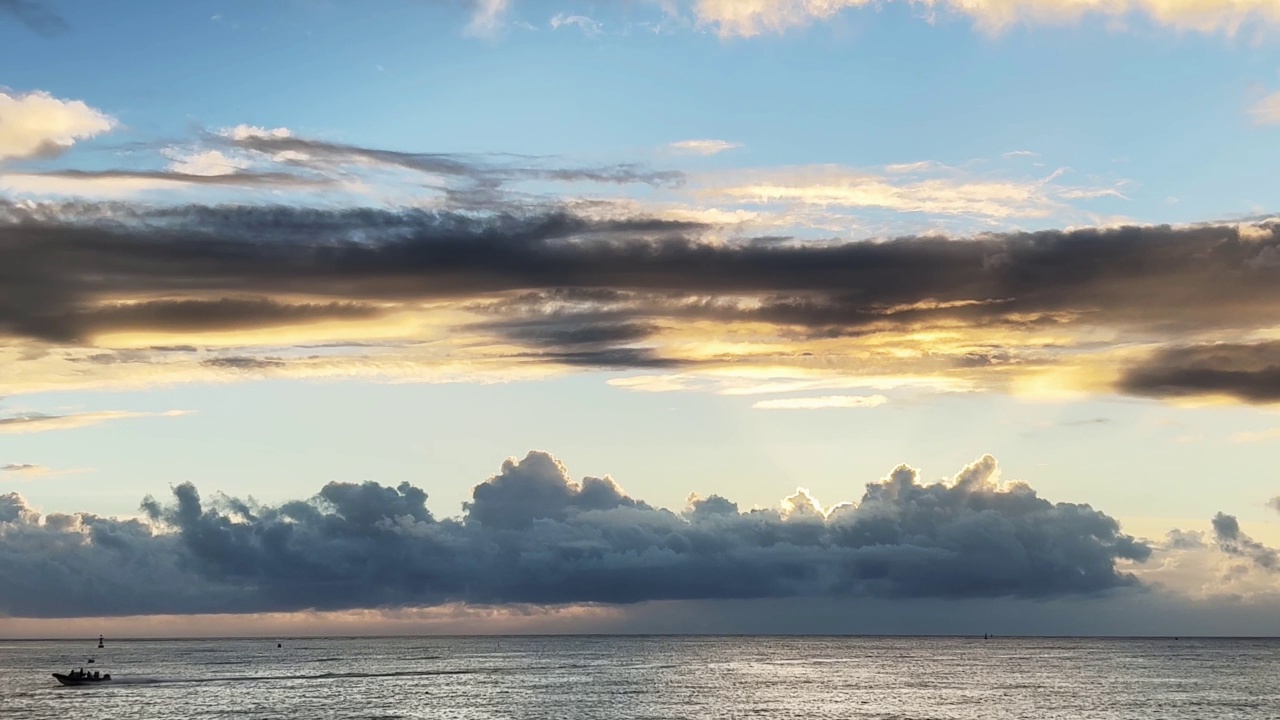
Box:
[5,0,1280,637]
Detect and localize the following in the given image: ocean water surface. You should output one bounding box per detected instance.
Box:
[1,635,1277,719]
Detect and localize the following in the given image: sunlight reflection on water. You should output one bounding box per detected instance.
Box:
[3,636,1279,719]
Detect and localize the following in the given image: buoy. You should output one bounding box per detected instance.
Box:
[277,643,282,648]
[97,635,104,649]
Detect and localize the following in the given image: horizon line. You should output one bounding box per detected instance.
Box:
[4,632,1278,642]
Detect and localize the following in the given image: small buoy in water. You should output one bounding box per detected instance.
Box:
[277,643,282,648]
[97,635,104,649]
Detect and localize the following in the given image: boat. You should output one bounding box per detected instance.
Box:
[52,669,112,686]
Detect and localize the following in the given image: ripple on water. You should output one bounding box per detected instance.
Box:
[4,637,1280,720]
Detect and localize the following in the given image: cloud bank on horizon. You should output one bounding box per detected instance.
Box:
[0,451,1155,617]
[3,449,1276,620]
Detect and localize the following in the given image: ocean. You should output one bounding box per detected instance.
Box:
[1,636,1277,719]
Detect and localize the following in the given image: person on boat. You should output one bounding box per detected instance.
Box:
[93,671,99,679]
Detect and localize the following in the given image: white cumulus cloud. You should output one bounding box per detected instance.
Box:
[165,149,250,177]
[0,91,115,162]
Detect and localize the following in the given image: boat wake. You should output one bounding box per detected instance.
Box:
[105,669,481,686]
[109,677,164,685]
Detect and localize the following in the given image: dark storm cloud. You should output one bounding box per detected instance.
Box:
[0,0,67,35]
[2,203,1275,325]
[1118,342,1280,404]
[0,493,245,616]
[0,203,702,343]
[0,451,1151,617]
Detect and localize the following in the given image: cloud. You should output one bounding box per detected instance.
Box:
[549,13,603,36]
[883,160,944,174]
[0,121,684,205]
[0,117,1109,235]
[0,410,190,434]
[1231,428,1280,443]
[0,91,115,162]
[1251,91,1280,125]
[1,463,44,474]
[698,164,1110,220]
[0,451,1150,617]
[1126,514,1280,602]
[465,0,509,37]
[5,201,1280,405]
[223,125,292,142]
[691,0,1280,37]
[218,130,685,189]
[751,394,889,409]
[7,294,381,345]
[0,0,67,36]
[610,372,978,397]
[164,149,252,177]
[0,463,91,478]
[201,356,288,371]
[1118,342,1280,404]
[0,169,334,198]
[669,139,741,156]
[1212,512,1279,570]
